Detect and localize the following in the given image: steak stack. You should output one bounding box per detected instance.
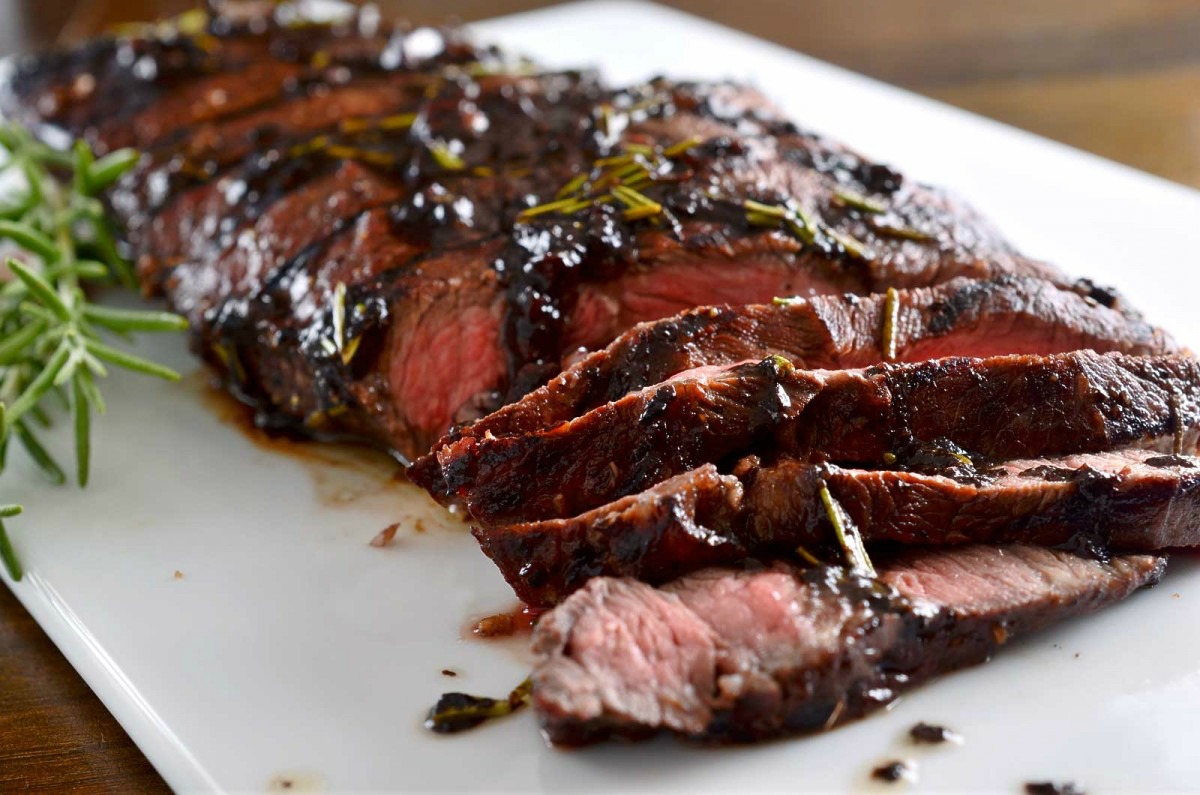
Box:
[3,7,1191,747]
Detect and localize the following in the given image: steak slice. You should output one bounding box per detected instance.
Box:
[413,274,1173,480]
[0,11,482,153]
[480,449,1200,605]
[532,545,1165,745]
[430,351,1200,526]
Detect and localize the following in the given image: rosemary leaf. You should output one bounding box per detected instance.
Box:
[72,140,94,196]
[0,506,23,581]
[85,149,141,194]
[8,259,71,320]
[72,376,90,487]
[819,480,876,577]
[76,369,106,415]
[429,141,466,171]
[6,341,71,422]
[0,318,47,365]
[82,304,189,333]
[83,338,181,381]
[882,286,900,361]
[14,420,66,485]
[0,222,59,264]
[833,188,887,214]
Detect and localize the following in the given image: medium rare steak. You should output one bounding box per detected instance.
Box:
[411,274,1175,491]
[532,545,1164,745]
[479,449,1200,604]
[2,9,1067,460]
[429,351,1200,526]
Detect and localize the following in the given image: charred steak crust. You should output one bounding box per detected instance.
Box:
[531,545,1165,745]
[479,449,1200,605]
[432,351,1200,528]
[3,11,1071,461]
[409,274,1176,496]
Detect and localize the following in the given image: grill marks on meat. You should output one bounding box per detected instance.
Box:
[479,449,1200,605]
[4,17,1067,460]
[431,351,1200,527]
[413,275,1175,475]
[532,546,1164,745]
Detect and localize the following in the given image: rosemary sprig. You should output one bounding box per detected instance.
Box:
[0,122,188,581]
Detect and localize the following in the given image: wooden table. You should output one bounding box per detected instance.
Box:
[2,1,1197,790]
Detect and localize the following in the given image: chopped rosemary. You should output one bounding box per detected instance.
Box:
[833,188,887,214]
[0,123,188,581]
[745,197,876,260]
[767,353,794,373]
[518,137,699,224]
[428,141,466,171]
[662,135,702,158]
[819,480,876,577]
[949,450,974,468]
[742,199,817,245]
[339,113,417,135]
[882,286,900,360]
[425,677,533,734]
[795,545,822,566]
[611,184,662,221]
[825,227,875,261]
[555,172,589,199]
[872,218,934,242]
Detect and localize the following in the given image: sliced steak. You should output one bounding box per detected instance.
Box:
[413,274,1173,483]
[431,351,1200,526]
[480,449,1200,604]
[6,16,1077,461]
[532,545,1165,745]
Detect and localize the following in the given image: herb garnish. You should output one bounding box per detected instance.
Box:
[425,677,533,734]
[742,198,874,260]
[516,137,699,223]
[833,187,886,214]
[428,141,466,171]
[871,217,934,242]
[0,122,188,581]
[818,479,876,576]
[882,286,900,360]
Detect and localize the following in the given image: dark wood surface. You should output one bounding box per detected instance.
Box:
[1,1,1197,791]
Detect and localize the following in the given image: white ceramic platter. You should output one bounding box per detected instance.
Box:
[5,1,1200,791]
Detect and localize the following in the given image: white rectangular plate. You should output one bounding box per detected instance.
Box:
[6,1,1200,791]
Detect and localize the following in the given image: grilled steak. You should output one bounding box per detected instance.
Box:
[480,449,1200,604]
[410,274,1175,492]
[430,351,1200,526]
[5,10,1189,754]
[532,545,1165,745]
[2,9,1068,460]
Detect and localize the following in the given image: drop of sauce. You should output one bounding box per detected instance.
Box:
[469,603,545,639]
[871,759,917,784]
[909,722,963,745]
[191,373,408,507]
